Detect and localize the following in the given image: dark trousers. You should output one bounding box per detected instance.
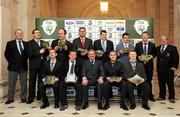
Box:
[59,80,82,106]
[28,69,42,101]
[127,81,149,106]
[104,80,127,105]
[39,81,59,106]
[82,80,103,104]
[145,69,154,99]
[158,71,175,99]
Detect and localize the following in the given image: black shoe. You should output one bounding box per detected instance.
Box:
[130,105,136,110]
[60,105,68,111]
[21,99,26,103]
[5,100,14,104]
[26,100,33,104]
[156,97,165,101]
[40,103,49,109]
[169,99,175,103]
[75,105,81,111]
[54,105,59,108]
[142,105,150,110]
[120,104,129,111]
[149,97,156,102]
[102,103,110,110]
[98,103,103,110]
[82,104,89,110]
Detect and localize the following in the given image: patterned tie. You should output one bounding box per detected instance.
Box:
[70,61,75,74]
[131,61,136,71]
[18,41,24,55]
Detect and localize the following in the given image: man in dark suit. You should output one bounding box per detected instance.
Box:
[123,51,150,110]
[104,51,128,110]
[93,30,114,63]
[156,35,179,103]
[60,50,82,111]
[73,27,93,62]
[51,28,73,62]
[81,50,104,110]
[39,49,62,109]
[27,29,49,104]
[4,29,28,104]
[135,31,156,102]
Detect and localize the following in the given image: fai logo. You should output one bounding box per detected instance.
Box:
[134,20,149,35]
[41,20,57,35]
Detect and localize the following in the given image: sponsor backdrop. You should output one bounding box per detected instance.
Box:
[36,18,154,46]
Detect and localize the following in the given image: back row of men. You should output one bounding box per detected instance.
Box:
[4,27,179,111]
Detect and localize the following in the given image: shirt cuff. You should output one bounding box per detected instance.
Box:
[98,77,103,80]
[82,77,87,80]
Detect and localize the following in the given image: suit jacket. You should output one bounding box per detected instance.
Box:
[104,61,124,77]
[115,42,134,64]
[42,60,62,80]
[157,44,179,73]
[82,59,104,80]
[62,61,83,81]
[4,39,28,72]
[122,61,147,81]
[93,39,114,63]
[73,37,93,61]
[51,39,73,62]
[135,41,156,71]
[27,39,48,70]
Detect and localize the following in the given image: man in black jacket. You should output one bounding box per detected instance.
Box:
[51,28,73,62]
[81,49,104,110]
[4,29,28,104]
[156,35,179,103]
[27,29,49,104]
[135,31,156,102]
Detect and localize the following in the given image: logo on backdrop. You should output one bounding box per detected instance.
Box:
[41,20,57,35]
[134,20,149,35]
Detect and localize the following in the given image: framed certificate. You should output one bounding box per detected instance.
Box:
[66,74,76,83]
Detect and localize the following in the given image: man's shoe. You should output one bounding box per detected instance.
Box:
[26,100,33,104]
[60,105,68,111]
[142,105,150,110]
[130,105,136,110]
[120,104,129,111]
[82,104,89,110]
[103,103,110,110]
[40,103,49,109]
[54,105,59,108]
[5,100,14,104]
[98,103,103,110]
[21,99,26,103]
[169,99,175,103]
[75,105,81,111]
[156,97,165,101]
[149,98,156,102]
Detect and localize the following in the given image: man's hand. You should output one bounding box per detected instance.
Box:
[119,49,124,54]
[82,79,88,85]
[54,46,59,51]
[64,45,68,51]
[116,77,122,83]
[40,48,45,54]
[106,77,113,83]
[98,78,104,84]
[171,67,177,71]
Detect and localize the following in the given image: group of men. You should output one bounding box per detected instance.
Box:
[4,27,179,111]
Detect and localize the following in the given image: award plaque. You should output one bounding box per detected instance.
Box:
[77,48,88,56]
[128,74,144,86]
[66,74,76,83]
[138,54,151,62]
[41,41,49,49]
[111,76,119,82]
[95,50,104,57]
[58,41,66,49]
[42,75,58,85]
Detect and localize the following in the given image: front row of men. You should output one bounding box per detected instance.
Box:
[39,49,150,111]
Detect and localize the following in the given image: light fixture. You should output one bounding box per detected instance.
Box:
[100,0,108,14]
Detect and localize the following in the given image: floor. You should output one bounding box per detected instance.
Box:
[1,80,180,117]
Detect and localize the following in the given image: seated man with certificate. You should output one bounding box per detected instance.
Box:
[104,51,128,110]
[60,50,83,111]
[39,49,62,109]
[123,51,150,110]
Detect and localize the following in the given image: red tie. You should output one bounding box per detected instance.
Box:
[81,38,85,48]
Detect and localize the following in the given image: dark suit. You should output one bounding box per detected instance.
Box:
[123,61,149,106]
[135,41,156,99]
[51,39,73,62]
[27,39,49,101]
[157,44,179,99]
[104,61,127,105]
[39,60,62,106]
[81,59,104,104]
[93,39,114,63]
[73,37,93,62]
[60,61,83,106]
[4,39,28,101]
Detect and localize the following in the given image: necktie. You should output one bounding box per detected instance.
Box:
[18,41,24,55]
[50,62,54,72]
[143,43,147,55]
[70,61,75,74]
[36,40,40,47]
[131,61,136,71]
[102,41,106,52]
[161,45,164,53]
[81,39,85,48]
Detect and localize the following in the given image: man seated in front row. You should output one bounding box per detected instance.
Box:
[60,50,83,111]
[123,51,150,110]
[81,49,104,110]
[39,49,62,109]
[104,51,128,110]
